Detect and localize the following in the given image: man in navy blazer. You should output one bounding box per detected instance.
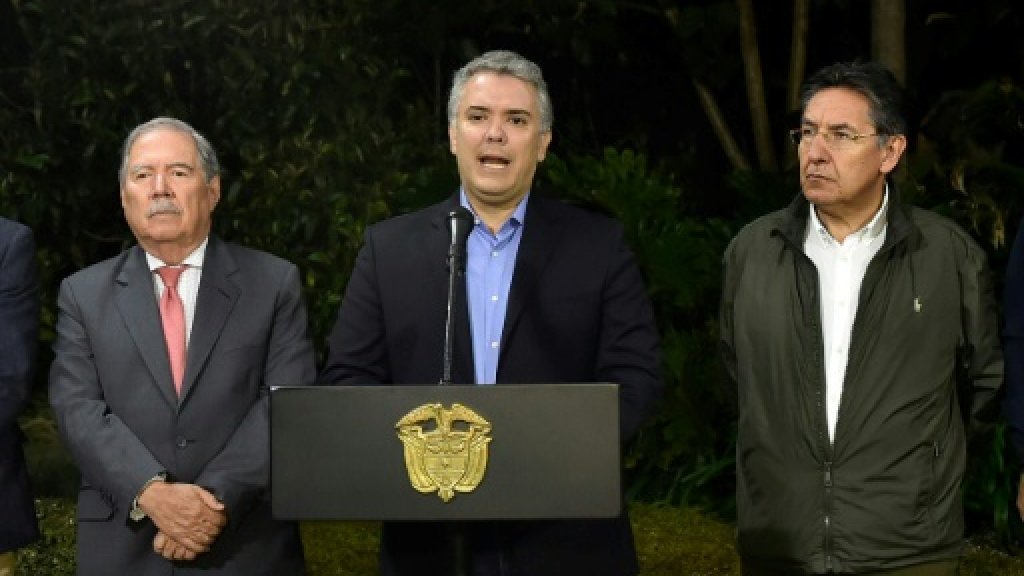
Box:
[0,217,40,576]
[319,50,663,576]
[49,117,312,575]
[1006,217,1024,519]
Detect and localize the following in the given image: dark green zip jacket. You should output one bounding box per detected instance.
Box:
[720,189,1003,574]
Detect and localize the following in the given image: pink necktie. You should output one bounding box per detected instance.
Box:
[157,266,186,395]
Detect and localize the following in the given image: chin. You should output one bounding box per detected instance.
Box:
[469,184,513,199]
[803,185,838,202]
[144,226,187,241]
[470,175,511,190]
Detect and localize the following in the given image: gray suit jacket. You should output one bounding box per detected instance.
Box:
[49,236,312,575]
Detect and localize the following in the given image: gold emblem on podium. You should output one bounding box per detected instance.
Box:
[395,403,492,502]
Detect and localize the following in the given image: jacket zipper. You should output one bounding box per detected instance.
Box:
[790,245,835,573]
[824,460,833,572]
[774,199,913,574]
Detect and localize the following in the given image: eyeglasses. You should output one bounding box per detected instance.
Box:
[788,127,885,150]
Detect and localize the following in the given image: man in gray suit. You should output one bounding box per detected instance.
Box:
[49,117,312,575]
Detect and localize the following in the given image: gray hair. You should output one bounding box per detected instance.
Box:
[447,50,553,133]
[118,117,221,185]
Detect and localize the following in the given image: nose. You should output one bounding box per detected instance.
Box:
[152,172,169,196]
[485,118,506,143]
[804,133,831,163]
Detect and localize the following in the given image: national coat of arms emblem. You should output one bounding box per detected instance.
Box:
[395,402,492,502]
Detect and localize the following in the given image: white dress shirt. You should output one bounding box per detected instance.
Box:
[803,190,888,443]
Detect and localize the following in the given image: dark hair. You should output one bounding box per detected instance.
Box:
[799,61,906,136]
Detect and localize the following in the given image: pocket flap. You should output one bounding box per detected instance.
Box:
[77,487,116,521]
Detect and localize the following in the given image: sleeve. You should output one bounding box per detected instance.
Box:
[1004,221,1024,461]
[956,229,1004,443]
[318,229,391,386]
[719,237,739,389]
[595,224,663,442]
[195,262,315,522]
[48,278,166,508]
[0,225,40,431]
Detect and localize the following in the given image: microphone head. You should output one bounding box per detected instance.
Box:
[447,207,474,246]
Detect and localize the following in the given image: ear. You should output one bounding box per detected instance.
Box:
[879,134,907,175]
[536,131,552,162]
[208,176,221,209]
[448,124,457,155]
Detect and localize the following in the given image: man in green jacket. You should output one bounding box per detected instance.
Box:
[720,61,1003,575]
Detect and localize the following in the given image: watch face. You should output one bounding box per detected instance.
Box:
[129,502,146,521]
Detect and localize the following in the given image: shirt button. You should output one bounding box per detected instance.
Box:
[490,295,499,302]
[490,341,499,349]
[176,437,188,449]
[491,251,499,257]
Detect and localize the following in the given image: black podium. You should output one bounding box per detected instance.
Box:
[270,383,622,521]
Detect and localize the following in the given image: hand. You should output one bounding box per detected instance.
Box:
[153,530,199,562]
[139,481,227,556]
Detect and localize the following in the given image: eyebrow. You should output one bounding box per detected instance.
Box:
[129,162,195,174]
[466,105,533,117]
[801,119,858,131]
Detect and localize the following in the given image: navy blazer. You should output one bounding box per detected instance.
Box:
[49,236,313,575]
[0,218,40,553]
[320,194,663,576]
[1005,217,1024,462]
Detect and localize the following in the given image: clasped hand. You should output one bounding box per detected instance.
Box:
[138,481,227,562]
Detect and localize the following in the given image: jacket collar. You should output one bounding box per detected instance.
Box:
[775,179,915,250]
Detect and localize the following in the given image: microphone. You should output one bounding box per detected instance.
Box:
[446,207,474,275]
[441,207,474,386]
[443,206,475,575]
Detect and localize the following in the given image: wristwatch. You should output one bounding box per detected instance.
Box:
[129,472,167,521]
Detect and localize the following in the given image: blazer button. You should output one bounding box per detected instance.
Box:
[176,437,188,449]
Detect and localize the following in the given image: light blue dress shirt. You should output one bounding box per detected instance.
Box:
[461,190,529,385]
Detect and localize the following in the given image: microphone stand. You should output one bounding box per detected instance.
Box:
[441,248,460,386]
[440,206,472,387]
[440,207,473,576]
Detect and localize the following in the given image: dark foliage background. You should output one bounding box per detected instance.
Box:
[3,0,1024,551]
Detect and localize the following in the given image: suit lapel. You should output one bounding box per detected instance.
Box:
[501,196,559,355]
[114,247,178,409]
[181,236,240,401]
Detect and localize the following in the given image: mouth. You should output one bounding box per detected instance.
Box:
[478,154,511,170]
[805,173,833,183]
[146,199,183,218]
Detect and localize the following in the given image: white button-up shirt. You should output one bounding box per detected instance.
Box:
[803,190,889,443]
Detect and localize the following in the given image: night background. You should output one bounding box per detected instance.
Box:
[3,0,1024,573]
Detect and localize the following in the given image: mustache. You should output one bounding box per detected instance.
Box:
[146,199,183,217]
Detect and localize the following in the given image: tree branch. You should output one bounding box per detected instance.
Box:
[693,79,751,172]
[737,0,778,172]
